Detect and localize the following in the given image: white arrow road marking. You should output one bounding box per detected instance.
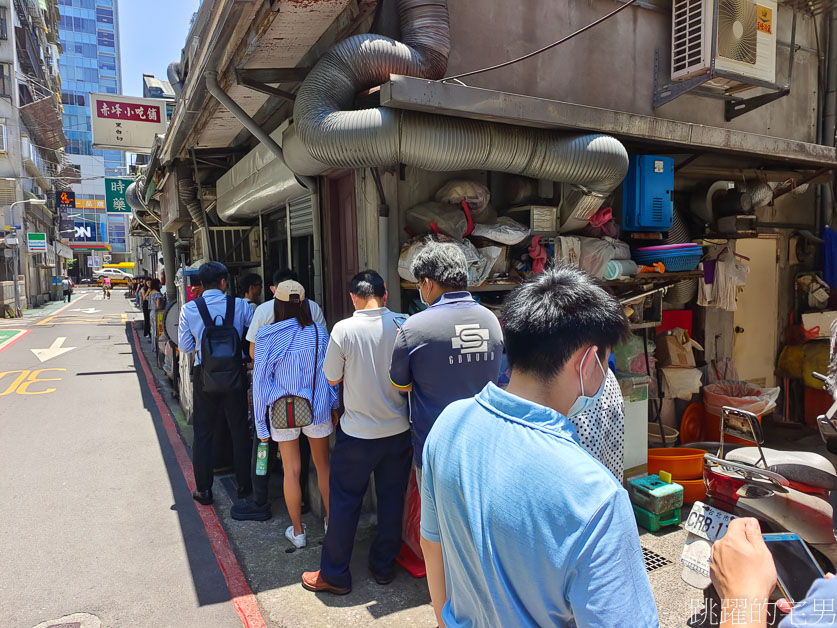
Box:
[69,308,100,314]
[30,337,76,363]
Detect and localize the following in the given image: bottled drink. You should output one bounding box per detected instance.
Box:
[255,441,269,476]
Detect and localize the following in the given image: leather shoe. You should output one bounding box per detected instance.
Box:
[192,489,213,505]
[369,563,395,585]
[301,570,351,595]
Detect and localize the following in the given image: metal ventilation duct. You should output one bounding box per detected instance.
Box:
[285,0,628,221]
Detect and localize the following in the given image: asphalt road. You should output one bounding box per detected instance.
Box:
[0,288,243,628]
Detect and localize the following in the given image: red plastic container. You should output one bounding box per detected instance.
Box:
[656,310,693,336]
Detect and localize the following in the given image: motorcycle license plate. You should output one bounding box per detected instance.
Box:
[683,501,736,542]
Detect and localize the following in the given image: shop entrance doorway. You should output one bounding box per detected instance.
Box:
[324,171,359,325]
[733,237,779,387]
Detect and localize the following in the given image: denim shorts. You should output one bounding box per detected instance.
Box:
[272,420,333,442]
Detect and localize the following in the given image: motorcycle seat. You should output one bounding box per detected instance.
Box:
[726,447,837,491]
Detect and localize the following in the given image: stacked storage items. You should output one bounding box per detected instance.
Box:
[628,473,684,531]
[633,244,704,272]
[647,448,707,504]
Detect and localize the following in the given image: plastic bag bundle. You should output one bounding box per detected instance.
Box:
[703,381,781,417]
[406,202,468,239]
[578,236,631,278]
[435,179,491,215]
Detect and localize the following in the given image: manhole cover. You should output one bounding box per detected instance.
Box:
[32,613,101,628]
[642,546,673,572]
[87,336,111,340]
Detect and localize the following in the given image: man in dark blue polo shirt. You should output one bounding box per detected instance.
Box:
[390,240,503,474]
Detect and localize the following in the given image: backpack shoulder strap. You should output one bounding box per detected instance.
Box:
[194,297,214,329]
[223,296,236,328]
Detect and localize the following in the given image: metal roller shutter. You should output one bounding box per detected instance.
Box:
[288,195,313,237]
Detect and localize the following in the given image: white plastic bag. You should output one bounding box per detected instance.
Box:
[578,236,631,278]
[471,217,531,245]
[398,236,496,287]
[435,179,491,214]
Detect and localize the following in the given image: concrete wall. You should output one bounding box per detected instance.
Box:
[447,1,818,142]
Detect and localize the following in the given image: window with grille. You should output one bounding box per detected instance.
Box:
[0,8,7,41]
[0,64,11,98]
[0,125,8,153]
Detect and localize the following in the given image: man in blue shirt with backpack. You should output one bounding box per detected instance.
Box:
[178,262,254,506]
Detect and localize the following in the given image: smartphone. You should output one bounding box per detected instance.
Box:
[763,533,825,604]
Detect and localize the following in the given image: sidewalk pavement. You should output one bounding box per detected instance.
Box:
[133,321,436,627]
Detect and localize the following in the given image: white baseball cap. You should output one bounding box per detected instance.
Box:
[274,280,305,302]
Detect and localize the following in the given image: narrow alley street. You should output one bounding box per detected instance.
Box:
[0,288,246,628]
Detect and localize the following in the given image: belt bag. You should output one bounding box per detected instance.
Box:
[270,324,318,430]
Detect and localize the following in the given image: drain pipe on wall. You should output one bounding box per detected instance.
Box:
[205,71,316,193]
[370,168,390,276]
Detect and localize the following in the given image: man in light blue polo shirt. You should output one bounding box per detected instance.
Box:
[389,240,503,474]
[420,266,659,628]
[178,261,254,506]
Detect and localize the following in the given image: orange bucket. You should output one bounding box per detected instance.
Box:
[677,478,707,504]
[647,448,707,480]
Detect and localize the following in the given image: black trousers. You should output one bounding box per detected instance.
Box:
[142,302,151,336]
[320,426,412,589]
[192,367,252,494]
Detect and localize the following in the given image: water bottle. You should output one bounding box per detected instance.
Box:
[255,441,269,476]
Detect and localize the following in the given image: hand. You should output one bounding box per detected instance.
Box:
[776,573,834,614]
[259,437,270,443]
[710,518,777,602]
[331,409,340,427]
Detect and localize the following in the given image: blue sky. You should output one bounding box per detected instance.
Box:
[118,0,202,97]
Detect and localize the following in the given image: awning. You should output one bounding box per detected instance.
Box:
[19,96,67,151]
[23,157,50,191]
[68,242,111,251]
[380,76,837,170]
[54,241,73,259]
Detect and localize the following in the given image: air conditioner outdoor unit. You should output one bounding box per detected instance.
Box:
[671,0,777,88]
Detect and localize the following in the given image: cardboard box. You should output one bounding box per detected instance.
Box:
[656,330,703,368]
[802,311,837,339]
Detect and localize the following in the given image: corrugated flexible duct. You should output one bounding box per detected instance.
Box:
[286,0,628,221]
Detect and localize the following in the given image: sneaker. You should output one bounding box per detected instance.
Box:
[285,524,307,548]
[230,501,272,521]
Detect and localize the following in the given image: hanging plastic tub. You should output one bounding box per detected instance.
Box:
[634,249,703,272]
[703,381,780,444]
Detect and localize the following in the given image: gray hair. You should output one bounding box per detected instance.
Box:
[410,240,468,289]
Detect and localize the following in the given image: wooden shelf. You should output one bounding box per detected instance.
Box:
[400,281,519,293]
[604,270,703,286]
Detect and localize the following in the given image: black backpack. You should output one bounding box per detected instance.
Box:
[195,296,244,392]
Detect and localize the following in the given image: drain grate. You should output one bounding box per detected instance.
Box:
[87,335,111,341]
[642,546,673,572]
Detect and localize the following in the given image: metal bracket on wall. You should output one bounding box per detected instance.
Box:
[235,69,297,103]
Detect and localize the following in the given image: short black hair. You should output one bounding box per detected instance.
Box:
[198,261,229,289]
[410,240,468,290]
[272,267,298,286]
[241,273,262,295]
[349,270,386,299]
[502,265,629,380]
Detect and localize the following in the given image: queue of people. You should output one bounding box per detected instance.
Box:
[174,246,837,627]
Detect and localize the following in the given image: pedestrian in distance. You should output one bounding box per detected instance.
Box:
[302,270,411,595]
[141,278,152,337]
[178,262,254,506]
[419,266,659,628]
[240,273,263,311]
[246,267,325,513]
[389,240,504,478]
[102,275,112,299]
[232,279,337,550]
[61,276,71,302]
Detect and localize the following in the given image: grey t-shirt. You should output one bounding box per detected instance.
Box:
[323,307,410,439]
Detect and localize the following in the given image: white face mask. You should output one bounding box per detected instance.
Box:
[417,280,430,307]
[567,346,607,418]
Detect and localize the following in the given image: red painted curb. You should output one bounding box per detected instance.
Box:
[0,328,30,354]
[131,325,267,628]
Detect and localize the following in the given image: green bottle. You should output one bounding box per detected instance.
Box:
[256,441,269,476]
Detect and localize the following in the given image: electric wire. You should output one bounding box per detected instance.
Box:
[443,0,640,81]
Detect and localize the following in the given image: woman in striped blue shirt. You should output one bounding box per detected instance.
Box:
[232,280,337,549]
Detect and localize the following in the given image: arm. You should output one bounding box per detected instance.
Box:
[322,328,345,387]
[251,334,271,441]
[389,327,413,393]
[421,536,447,628]
[178,304,195,354]
[710,518,776,628]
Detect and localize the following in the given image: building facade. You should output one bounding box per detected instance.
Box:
[57,0,129,277]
